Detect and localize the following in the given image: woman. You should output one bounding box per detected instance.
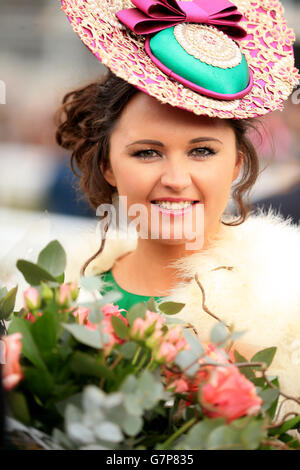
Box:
[57,0,300,415]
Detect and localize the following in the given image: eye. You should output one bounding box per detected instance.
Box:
[189,146,217,158]
[131,149,161,160]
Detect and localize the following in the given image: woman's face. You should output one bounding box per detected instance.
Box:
[104,92,242,249]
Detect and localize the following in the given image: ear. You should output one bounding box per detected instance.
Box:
[101,163,117,188]
[232,151,243,182]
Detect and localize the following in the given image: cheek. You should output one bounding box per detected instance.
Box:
[195,162,235,213]
[112,159,155,202]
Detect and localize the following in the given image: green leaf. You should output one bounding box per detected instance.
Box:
[251,347,277,368]
[62,323,106,349]
[55,273,65,284]
[70,351,114,380]
[31,311,58,352]
[24,366,54,399]
[69,351,114,380]
[0,287,8,300]
[269,416,300,436]
[233,350,256,380]
[158,301,185,315]
[37,240,66,277]
[146,297,158,313]
[7,391,31,425]
[127,303,147,325]
[16,259,57,285]
[0,286,18,320]
[119,341,138,359]
[8,317,47,370]
[111,315,129,340]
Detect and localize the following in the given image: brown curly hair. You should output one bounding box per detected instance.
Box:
[55,69,260,274]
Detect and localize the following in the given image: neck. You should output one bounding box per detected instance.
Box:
[120,222,223,296]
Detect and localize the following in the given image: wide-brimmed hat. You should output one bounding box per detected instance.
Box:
[60,0,299,119]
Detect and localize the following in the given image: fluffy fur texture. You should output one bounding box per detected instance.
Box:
[64,209,300,419]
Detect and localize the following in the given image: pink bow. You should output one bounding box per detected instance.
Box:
[116,0,247,39]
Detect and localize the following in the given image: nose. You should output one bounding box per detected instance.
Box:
[160,159,192,192]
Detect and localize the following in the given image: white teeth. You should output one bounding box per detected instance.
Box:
[153,201,194,210]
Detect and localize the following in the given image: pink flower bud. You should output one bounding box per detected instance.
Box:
[57,284,72,307]
[24,311,42,323]
[155,342,178,364]
[23,287,40,310]
[2,333,23,391]
[70,282,79,301]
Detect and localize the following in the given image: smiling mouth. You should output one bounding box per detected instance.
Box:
[150,200,200,211]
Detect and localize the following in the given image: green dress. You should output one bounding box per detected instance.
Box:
[99,270,165,316]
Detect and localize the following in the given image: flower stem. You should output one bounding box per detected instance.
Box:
[161,417,197,450]
[132,346,142,366]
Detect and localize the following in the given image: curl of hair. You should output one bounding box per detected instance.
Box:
[55,70,261,275]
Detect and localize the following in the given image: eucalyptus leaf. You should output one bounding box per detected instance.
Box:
[121,414,143,436]
[111,315,129,340]
[37,240,66,277]
[163,317,186,325]
[240,419,266,450]
[210,322,228,345]
[174,350,199,376]
[94,421,123,443]
[62,323,105,349]
[259,388,280,412]
[177,419,225,450]
[206,424,242,450]
[251,347,277,368]
[0,286,18,320]
[17,259,57,285]
[158,301,185,315]
[80,276,103,292]
[182,329,205,356]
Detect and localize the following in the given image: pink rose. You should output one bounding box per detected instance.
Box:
[23,287,40,310]
[200,365,263,423]
[73,307,97,331]
[2,333,23,391]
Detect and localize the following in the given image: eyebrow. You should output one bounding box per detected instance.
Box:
[126,137,223,147]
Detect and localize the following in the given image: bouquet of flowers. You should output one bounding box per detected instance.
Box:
[1,240,299,450]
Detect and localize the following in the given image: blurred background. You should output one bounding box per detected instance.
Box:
[0,0,299,288]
